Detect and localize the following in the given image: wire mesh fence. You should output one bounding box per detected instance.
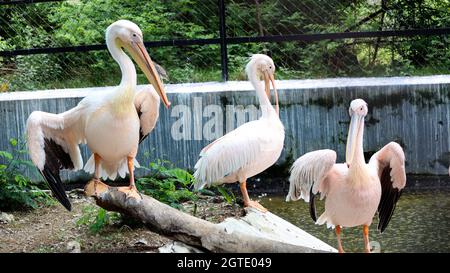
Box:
[0,0,449,92]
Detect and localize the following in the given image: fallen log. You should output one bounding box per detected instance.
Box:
[84,179,331,253]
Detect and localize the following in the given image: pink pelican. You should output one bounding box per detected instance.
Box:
[286,99,406,253]
[26,20,170,211]
[194,54,284,212]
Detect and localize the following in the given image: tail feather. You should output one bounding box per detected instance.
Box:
[193,156,211,191]
[83,155,140,180]
[316,212,335,229]
[193,176,207,191]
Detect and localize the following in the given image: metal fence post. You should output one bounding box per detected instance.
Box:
[218,0,228,81]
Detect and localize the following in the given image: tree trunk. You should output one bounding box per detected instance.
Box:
[370,0,387,66]
[255,0,265,36]
[84,180,326,253]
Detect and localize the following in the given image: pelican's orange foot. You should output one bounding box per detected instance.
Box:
[118,186,142,200]
[244,200,268,213]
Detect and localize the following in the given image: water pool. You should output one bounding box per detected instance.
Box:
[260,189,450,253]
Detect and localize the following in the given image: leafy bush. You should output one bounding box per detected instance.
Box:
[76,205,121,233]
[136,159,197,209]
[0,138,53,211]
[1,0,449,91]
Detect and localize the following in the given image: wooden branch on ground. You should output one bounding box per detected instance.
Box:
[84,179,326,253]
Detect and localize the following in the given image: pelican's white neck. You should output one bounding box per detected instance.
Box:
[247,66,276,118]
[348,118,368,179]
[107,36,137,88]
[352,122,366,166]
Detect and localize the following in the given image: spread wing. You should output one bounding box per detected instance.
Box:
[26,106,86,211]
[134,86,160,144]
[369,142,406,233]
[286,149,337,221]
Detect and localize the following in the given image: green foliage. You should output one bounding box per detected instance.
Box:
[0,138,53,211]
[215,185,237,205]
[76,205,121,233]
[137,159,197,209]
[1,0,449,91]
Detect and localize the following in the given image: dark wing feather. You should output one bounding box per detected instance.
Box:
[41,138,73,211]
[377,166,402,233]
[137,110,147,144]
[369,142,407,233]
[137,109,155,144]
[134,87,160,145]
[309,186,317,222]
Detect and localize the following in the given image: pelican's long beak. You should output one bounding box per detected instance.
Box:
[128,40,171,108]
[264,71,279,115]
[345,113,363,165]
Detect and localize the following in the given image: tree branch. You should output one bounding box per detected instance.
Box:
[84,179,328,253]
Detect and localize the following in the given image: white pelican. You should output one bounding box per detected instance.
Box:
[193,54,284,212]
[286,99,406,253]
[26,20,170,211]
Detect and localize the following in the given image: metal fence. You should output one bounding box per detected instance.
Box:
[0,0,449,91]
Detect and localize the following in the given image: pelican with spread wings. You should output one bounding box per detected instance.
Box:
[26,20,170,211]
[286,99,406,253]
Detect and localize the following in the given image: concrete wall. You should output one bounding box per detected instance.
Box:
[0,76,449,182]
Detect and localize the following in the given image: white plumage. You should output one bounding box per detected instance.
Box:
[194,54,284,212]
[369,142,406,190]
[194,118,284,189]
[26,20,170,210]
[286,99,406,253]
[286,149,336,202]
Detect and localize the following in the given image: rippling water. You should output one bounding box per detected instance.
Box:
[259,189,450,253]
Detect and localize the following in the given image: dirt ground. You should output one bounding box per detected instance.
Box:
[0,191,244,253]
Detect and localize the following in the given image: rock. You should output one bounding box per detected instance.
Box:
[133,239,148,246]
[0,212,14,224]
[370,241,381,253]
[69,188,85,195]
[66,241,81,253]
[158,241,203,253]
[69,193,79,199]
